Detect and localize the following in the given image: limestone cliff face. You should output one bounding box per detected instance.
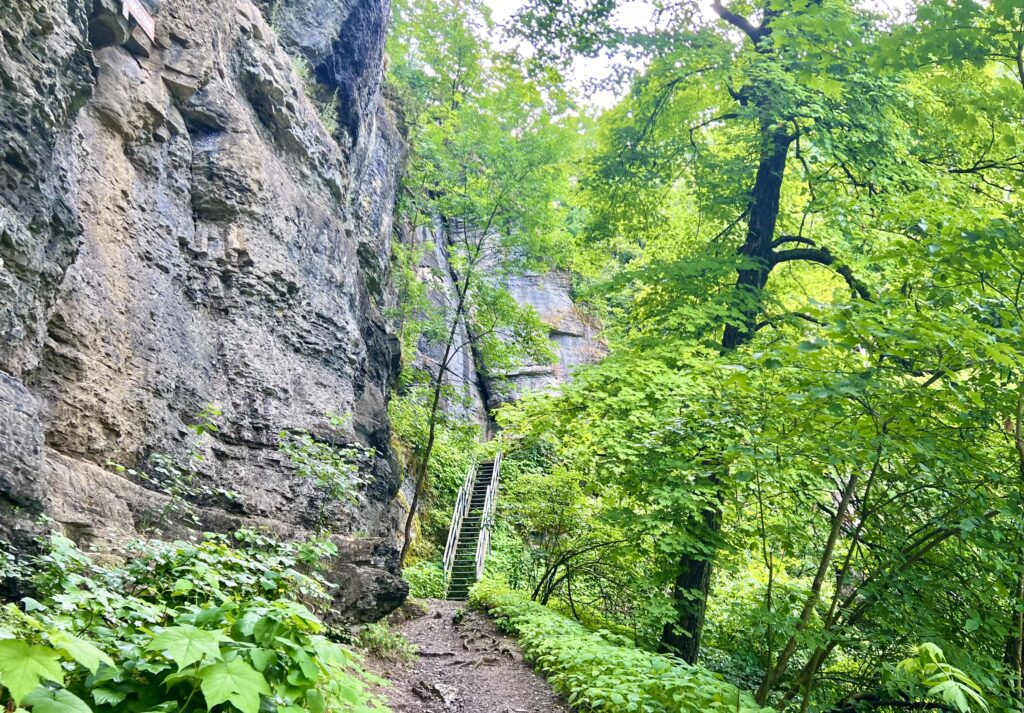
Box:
[408,223,606,432]
[497,271,607,404]
[0,0,406,621]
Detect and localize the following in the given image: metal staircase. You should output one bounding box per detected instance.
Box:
[442,453,501,600]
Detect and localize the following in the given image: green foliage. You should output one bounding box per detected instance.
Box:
[188,405,222,438]
[389,387,480,561]
[353,624,418,663]
[401,561,446,599]
[384,0,1024,709]
[884,644,988,713]
[387,0,579,566]
[471,580,772,713]
[0,532,388,713]
[484,0,1024,706]
[279,412,369,530]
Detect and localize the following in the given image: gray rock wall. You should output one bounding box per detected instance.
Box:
[498,271,607,403]
[409,223,489,430]
[408,223,605,427]
[0,0,406,622]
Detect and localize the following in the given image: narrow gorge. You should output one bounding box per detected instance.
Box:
[0,0,600,623]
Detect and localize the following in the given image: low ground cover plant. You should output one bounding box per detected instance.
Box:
[471,579,772,713]
[0,531,390,713]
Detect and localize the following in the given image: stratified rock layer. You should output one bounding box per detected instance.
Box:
[0,0,407,620]
[499,271,607,403]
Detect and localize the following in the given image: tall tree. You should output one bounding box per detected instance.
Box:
[510,0,1024,679]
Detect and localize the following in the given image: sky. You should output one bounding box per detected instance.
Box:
[481,0,916,109]
[482,0,657,108]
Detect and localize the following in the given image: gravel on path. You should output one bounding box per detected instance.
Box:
[375,599,570,713]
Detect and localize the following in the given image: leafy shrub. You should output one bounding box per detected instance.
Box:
[402,561,446,599]
[388,388,480,561]
[0,532,390,713]
[471,579,772,713]
[882,644,988,713]
[353,623,418,663]
[279,413,370,530]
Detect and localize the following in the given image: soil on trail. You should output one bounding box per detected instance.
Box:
[376,599,570,713]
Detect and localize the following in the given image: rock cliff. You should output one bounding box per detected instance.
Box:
[408,223,606,432]
[0,0,406,621]
[497,271,607,403]
[0,0,605,623]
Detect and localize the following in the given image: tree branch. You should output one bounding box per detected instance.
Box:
[711,0,767,44]
[771,235,817,249]
[753,312,823,333]
[771,247,871,300]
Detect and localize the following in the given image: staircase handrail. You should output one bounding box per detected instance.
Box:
[442,461,477,588]
[475,451,501,581]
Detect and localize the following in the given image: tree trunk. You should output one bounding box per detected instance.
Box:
[660,126,791,663]
[659,503,720,663]
[722,127,792,349]
[398,258,471,565]
[1007,390,1024,700]
[1005,572,1024,700]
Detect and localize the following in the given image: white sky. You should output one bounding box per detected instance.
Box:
[483,0,657,108]
[482,0,915,109]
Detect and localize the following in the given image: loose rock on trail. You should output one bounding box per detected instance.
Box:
[375,599,569,713]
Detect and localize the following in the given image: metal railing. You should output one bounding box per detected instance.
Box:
[475,451,501,581]
[441,452,503,594]
[442,462,476,588]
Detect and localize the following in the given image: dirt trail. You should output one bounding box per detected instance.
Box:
[376,599,569,713]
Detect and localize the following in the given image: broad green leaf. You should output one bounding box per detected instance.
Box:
[91,687,127,705]
[249,648,277,672]
[47,631,114,674]
[147,625,226,670]
[0,640,63,703]
[198,658,270,713]
[304,688,326,713]
[22,687,91,713]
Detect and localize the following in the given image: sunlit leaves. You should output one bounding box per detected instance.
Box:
[0,640,63,703]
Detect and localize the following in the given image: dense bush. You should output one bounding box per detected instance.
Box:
[470,579,772,713]
[353,623,418,663]
[401,561,446,599]
[0,532,389,713]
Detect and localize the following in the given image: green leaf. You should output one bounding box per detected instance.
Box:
[304,688,326,713]
[198,658,270,713]
[91,687,126,706]
[147,625,226,670]
[249,648,277,672]
[0,640,63,703]
[47,631,114,674]
[21,599,46,613]
[21,687,91,713]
